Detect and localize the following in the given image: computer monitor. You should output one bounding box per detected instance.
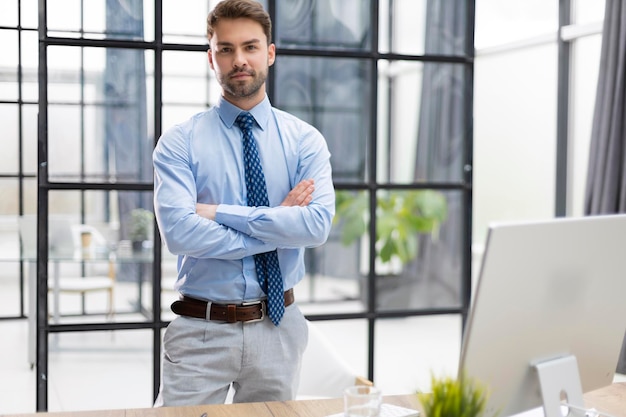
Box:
[459,214,626,417]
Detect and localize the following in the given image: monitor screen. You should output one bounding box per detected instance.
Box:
[459,214,626,417]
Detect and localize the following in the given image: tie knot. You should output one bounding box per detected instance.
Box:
[235,112,255,132]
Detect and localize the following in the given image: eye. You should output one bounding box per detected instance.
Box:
[246,44,258,51]
[218,47,232,54]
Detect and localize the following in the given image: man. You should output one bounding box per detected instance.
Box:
[152,0,335,406]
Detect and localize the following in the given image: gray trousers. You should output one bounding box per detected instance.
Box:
[155,302,308,406]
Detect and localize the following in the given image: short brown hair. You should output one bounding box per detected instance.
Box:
[207,0,272,45]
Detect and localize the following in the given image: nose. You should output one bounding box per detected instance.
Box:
[233,49,247,69]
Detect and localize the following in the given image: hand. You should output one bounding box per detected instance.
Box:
[196,203,218,220]
[281,179,315,207]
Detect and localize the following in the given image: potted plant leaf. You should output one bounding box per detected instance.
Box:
[334,189,447,306]
[418,373,493,417]
[128,208,154,252]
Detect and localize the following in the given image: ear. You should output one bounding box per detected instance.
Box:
[268,43,276,67]
[207,49,215,70]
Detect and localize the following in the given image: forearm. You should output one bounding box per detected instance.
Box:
[195,203,218,221]
[195,175,332,249]
[215,176,335,248]
[195,178,313,222]
[153,138,275,259]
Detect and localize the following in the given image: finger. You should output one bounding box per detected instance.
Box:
[300,194,313,206]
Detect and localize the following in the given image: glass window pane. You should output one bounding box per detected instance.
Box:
[162,50,214,105]
[47,0,153,41]
[375,189,462,312]
[0,1,18,26]
[44,190,154,324]
[21,30,39,102]
[380,0,471,56]
[82,0,107,38]
[47,46,83,103]
[48,330,154,411]
[47,47,153,184]
[378,61,469,184]
[46,0,82,35]
[333,189,461,312]
[0,179,20,215]
[0,261,22,317]
[301,243,361,310]
[275,0,371,51]
[0,214,20,259]
[375,316,461,394]
[162,105,211,134]
[0,105,19,174]
[574,0,605,25]
[23,178,37,215]
[475,0,558,50]
[0,30,19,101]
[48,104,81,179]
[22,104,38,174]
[163,0,208,44]
[161,249,179,321]
[21,0,39,29]
[273,56,371,183]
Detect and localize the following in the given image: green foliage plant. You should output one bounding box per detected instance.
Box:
[334,189,447,265]
[129,208,154,242]
[418,373,493,417]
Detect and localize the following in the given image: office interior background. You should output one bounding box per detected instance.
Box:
[0,0,620,413]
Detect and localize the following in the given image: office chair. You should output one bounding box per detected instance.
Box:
[61,224,116,320]
[297,320,372,399]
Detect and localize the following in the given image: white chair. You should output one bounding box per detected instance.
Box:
[18,216,116,322]
[297,320,372,399]
[61,224,116,320]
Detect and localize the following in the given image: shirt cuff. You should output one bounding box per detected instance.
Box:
[215,204,254,235]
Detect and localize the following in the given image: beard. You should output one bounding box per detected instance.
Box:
[220,67,267,99]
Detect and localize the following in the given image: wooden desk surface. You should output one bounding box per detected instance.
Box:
[584,381,626,417]
[121,396,420,417]
[3,383,624,417]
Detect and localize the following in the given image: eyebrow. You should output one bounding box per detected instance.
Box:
[214,39,262,48]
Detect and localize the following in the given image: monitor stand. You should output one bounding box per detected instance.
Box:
[533,355,585,417]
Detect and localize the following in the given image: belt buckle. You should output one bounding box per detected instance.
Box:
[241,299,265,323]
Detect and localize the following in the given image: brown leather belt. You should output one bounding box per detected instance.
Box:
[170,288,294,323]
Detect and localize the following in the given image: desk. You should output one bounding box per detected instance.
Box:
[584,382,626,417]
[2,384,625,417]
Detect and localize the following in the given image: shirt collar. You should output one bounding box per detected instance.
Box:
[216,95,271,131]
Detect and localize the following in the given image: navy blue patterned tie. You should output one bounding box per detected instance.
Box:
[235,112,284,326]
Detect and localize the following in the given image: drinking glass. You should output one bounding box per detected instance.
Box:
[344,385,382,417]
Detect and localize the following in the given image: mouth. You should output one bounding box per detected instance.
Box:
[230,71,253,80]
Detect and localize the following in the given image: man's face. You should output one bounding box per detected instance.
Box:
[208,18,276,107]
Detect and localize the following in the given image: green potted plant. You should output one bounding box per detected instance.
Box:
[129,208,154,251]
[334,189,447,307]
[418,373,493,417]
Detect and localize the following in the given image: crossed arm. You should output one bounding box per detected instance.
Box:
[196,178,315,221]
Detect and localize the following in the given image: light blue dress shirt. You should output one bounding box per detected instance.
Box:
[153,95,335,303]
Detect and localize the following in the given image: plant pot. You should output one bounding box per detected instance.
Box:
[131,240,144,253]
